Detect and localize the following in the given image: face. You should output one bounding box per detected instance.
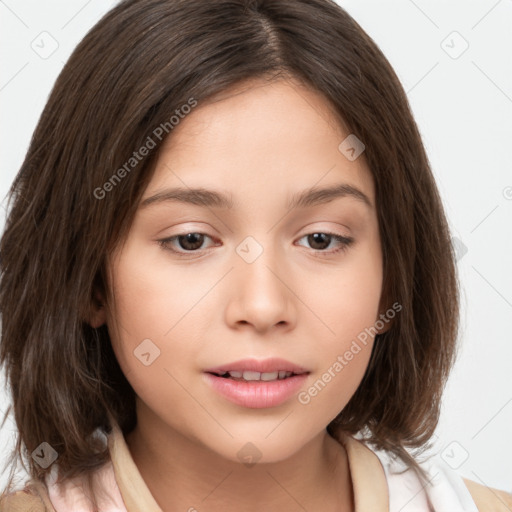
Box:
[100,77,385,464]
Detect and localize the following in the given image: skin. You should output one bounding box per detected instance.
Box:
[91,76,389,512]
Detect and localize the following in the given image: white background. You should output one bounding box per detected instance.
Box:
[1,0,511,495]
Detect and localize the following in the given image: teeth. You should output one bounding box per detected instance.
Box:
[225,370,294,381]
[261,371,279,381]
[242,371,261,381]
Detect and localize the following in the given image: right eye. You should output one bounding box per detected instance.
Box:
[157,232,218,257]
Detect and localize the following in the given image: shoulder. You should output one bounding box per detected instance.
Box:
[1,458,125,512]
[0,480,55,512]
[463,477,512,512]
[366,439,512,512]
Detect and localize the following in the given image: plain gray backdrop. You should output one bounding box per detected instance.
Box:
[1,0,511,494]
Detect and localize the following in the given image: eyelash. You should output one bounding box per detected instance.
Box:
[157,231,354,259]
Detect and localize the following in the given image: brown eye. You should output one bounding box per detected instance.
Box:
[307,233,331,250]
[175,233,205,251]
[158,232,216,256]
[296,232,354,255]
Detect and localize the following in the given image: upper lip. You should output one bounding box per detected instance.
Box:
[204,358,310,375]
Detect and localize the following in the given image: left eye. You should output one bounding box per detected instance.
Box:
[296,232,354,254]
[157,231,354,257]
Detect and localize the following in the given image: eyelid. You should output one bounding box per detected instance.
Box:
[157,229,354,259]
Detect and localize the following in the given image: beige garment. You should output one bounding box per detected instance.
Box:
[1,422,511,511]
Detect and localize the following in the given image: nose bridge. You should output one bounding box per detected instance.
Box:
[235,234,283,294]
[230,234,293,329]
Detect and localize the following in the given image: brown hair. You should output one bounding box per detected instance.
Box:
[0,0,459,502]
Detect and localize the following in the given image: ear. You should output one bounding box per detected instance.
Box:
[375,292,398,335]
[87,288,107,328]
[375,309,394,334]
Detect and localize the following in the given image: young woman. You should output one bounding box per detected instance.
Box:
[1,0,511,510]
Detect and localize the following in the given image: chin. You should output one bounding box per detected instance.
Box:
[202,433,308,466]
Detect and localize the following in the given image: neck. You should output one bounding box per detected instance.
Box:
[124,408,354,512]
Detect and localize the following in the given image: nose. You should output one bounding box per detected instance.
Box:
[224,240,297,334]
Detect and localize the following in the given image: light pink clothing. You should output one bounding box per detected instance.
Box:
[46,460,126,512]
[45,422,482,512]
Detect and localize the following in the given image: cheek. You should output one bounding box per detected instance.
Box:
[309,239,383,342]
[106,243,214,405]
[296,347,373,434]
[296,283,378,421]
[297,241,382,414]
[107,241,204,344]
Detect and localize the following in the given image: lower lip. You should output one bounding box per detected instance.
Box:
[203,372,309,408]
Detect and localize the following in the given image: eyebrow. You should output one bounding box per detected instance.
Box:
[140,183,372,210]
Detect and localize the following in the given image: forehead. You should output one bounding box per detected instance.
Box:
[165,77,349,152]
[143,77,374,207]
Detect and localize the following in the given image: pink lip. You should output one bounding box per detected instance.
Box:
[203,372,309,408]
[204,357,309,374]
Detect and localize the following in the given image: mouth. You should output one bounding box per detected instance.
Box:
[203,357,310,379]
[203,358,311,408]
[206,370,307,382]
